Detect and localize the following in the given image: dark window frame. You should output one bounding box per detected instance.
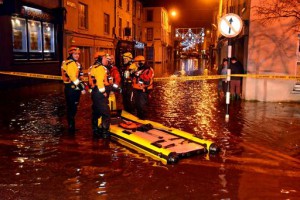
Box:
[79,2,88,29]
[104,13,110,34]
[146,10,153,22]
[146,28,153,41]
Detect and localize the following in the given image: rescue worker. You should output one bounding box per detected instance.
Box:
[122,52,134,79]
[106,54,122,110]
[121,52,135,112]
[90,52,111,138]
[61,46,86,133]
[107,54,121,91]
[131,55,154,119]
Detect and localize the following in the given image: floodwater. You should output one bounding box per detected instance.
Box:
[0,80,300,199]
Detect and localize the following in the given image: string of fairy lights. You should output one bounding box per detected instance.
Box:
[175,28,205,51]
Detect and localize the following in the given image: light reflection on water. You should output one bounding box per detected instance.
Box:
[0,82,300,199]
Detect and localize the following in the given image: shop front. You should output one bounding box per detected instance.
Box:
[0,0,63,78]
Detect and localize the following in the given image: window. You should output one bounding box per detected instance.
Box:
[137,4,141,19]
[12,17,27,52]
[28,20,42,52]
[119,0,122,7]
[133,23,136,39]
[104,13,110,34]
[79,3,88,29]
[43,22,55,53]
[133,1,136,17]
[119,17,122,37]
[126,0,130,12]
[147,10,153,22]
[11,16,56,60]
[146,28,153,41]
[146,47,154,61]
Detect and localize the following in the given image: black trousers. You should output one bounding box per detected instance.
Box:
[91,87,111,131]
[64,83,81,129]
[133,89,149,120]
[122,82,134,112]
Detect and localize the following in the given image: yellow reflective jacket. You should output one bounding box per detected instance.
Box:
[90,64,107,93]
[61,59,81,84]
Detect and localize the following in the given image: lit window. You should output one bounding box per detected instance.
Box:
[28,20,42,52]
[12,17,27,52]
[43,22,54,52]
[11,16,56,60]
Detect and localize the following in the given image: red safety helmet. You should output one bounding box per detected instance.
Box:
[68,46,80,54]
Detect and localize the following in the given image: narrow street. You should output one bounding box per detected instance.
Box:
[0,81,300,199]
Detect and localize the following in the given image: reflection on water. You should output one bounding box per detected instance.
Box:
[0,82,300,199]
[175,58,203,76]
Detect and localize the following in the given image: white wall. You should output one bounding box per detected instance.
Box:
[245,0,300,101]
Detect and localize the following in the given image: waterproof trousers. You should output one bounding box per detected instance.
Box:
[64,83,81,132]
[91,87,111,136]
[133,89,149,120]
[122,82,134,113]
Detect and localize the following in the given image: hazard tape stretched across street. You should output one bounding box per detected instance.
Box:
[154,74,300,82]
[0,71,62,80]
[0,70,300,82]
[0,71,88,82]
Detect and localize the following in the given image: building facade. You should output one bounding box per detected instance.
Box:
[246,0,300,101]
[0,0,63,82]
[142,7,173,77]
[63,0,115,71]
[132,0,144,56]
[0,0,174,83]
[216,0,300,101]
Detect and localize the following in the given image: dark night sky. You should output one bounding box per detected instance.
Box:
[141,0,219,29]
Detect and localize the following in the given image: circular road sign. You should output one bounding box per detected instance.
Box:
[219,13,243,38]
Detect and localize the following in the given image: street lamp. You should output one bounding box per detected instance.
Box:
[170,10,177,17]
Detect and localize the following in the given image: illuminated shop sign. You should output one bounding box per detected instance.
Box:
[135,41,144,49]
[22,6,52,21]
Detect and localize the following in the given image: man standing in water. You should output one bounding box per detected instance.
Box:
[89,52,111,138]
[61,46,86,133]
[131,55,154,119]
[121,52,135,112]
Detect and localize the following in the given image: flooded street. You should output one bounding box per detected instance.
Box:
[1,80,300,199]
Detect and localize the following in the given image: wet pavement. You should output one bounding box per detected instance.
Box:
[0,80,300,199]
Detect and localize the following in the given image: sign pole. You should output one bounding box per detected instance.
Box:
[218,13,243,122]
[225,38,232,122]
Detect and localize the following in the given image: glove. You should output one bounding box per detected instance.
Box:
[77,81,85,91]
[112,83,122,93]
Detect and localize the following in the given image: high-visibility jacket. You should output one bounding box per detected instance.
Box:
[89,64,107,93]
[61,59,82,85]
[132,66,154,90]
[103,66,110,87]
[109,66,121,88]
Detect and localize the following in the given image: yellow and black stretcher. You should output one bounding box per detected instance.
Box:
[109,110,219,164]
